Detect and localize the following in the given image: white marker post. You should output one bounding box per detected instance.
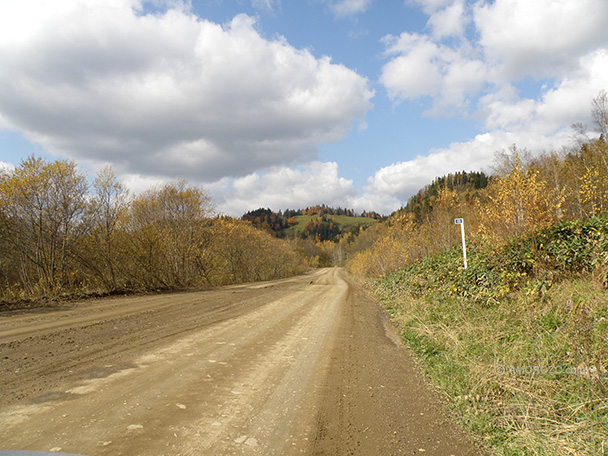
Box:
[454,218,467,269]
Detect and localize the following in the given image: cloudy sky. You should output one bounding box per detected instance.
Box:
[1,0,607,215]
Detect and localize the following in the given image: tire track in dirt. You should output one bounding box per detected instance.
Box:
[0,276,321,407]
[0,268,485,455]
[310,273,485,455]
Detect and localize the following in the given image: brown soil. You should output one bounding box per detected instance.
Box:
[0,268,486,455]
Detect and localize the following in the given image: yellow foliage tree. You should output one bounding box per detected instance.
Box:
[126,181,213,288]
[0,156,88,295]
[208,217,301,284]
[479,147,564,238]
[347,215,417,277]
[81,166,129,290]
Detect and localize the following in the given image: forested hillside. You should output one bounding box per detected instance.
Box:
[347,136,608,277]
[241,205,382,241]
[394,170,489,224]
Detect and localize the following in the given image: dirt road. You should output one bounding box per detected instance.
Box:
[0,268,484,455]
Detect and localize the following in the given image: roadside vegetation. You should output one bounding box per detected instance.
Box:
[0,160,304,304]
[374,219,608,455]
[0,156,381,305]
[347,92,608,455]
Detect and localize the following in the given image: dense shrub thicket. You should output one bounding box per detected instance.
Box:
[0,157,304,302]
[377,215,608,305]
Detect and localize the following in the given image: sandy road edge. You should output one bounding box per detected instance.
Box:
[309,270,488,455]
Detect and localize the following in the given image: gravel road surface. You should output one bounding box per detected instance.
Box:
[0,268,484,455]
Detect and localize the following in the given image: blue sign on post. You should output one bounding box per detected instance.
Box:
[454,218,467,269]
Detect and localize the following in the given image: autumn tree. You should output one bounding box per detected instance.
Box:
[126,181,213,288]
[0,158,307,302]
[423,186,461,252]
[0,167,15,293]
[592,89,608,140]
[346,215,419,277]
[80,166,129,290]
[0,156,88,295]
[479,147,563,238]
[560,140,608,219]
[208,217,301,283]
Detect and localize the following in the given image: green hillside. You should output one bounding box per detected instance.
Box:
[285,214,377,234]
[241,206,381,241]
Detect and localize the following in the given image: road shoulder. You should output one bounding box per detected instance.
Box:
[310,270,486,455]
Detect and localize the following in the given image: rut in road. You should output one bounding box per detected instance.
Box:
[0,268,485,455]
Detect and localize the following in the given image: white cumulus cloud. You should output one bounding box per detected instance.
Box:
[0,1,373,182]
[213,162,358,216]
[327,0,373,17]
[380,31,486,112]
[374,0,608,213]
[381,0,608,117]
[355,127,576,215]
[427,0,466,38]
[475,0,608,80]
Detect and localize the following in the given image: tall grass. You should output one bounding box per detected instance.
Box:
[375,217,608,455]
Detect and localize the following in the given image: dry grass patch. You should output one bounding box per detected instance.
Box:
[376,274,607,455]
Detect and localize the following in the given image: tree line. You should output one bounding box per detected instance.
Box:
[397,170,489,224]
[241,208,297,235]
[0,158,303,302]
[241,205,383,240]
[347,92,608,277]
